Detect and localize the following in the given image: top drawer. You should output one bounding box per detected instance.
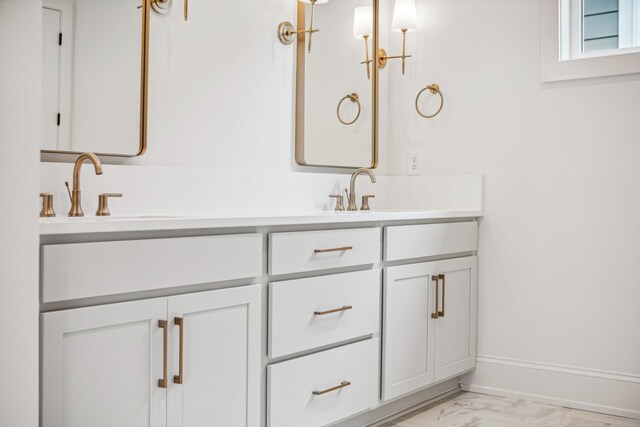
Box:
[42,234,263,303]
[269,228,381,275]
[385,222,477,261]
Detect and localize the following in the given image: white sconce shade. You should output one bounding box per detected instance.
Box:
[353,6,373,39]
[299,0,331,4]
[391,0,417,32]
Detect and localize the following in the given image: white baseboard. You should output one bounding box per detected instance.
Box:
[461,355,640,420]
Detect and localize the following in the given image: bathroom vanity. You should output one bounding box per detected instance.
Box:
[39,210,480,427]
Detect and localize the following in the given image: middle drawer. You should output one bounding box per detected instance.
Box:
[269,270,381,358]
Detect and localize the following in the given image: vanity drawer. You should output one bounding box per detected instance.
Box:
[385,222,478,261]
[269,270,380,358]
[269,228,381,275]
[42,234,263,302]
[268,338,379,427]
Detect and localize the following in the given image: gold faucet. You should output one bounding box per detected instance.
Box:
[347,168,376,211]
[69,152,103,217]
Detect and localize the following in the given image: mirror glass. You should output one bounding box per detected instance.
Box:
[41,0,147,156]
[295,0,377,169]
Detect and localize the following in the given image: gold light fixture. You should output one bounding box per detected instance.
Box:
[378,0,417,75]
[353,6,373,79]
[278,0,331,53]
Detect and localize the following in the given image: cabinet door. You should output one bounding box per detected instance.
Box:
[434,256,477,381]
[382,262,438,401]
[167,285,261,427]
[42,298,167,427]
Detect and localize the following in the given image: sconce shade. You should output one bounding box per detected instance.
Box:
[391,0,417,32]
[299,0,331,4]
[353,6,373,39]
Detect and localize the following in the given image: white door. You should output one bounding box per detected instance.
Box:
[42,298,167,427]
[434,256,477,381]
[167,285,261,427]
[382,262,438,401]
[42,6,61,150]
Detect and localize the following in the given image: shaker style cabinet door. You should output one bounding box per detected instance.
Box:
[434,256,477,381]
[42,298,167,427]
[382,262,438,401]
[167,285,261,427]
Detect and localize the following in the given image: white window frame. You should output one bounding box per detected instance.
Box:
[541,0,640,81]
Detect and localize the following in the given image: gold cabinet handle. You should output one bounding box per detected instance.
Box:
[314,246,353,254]
[431,276,439,319]
[314,305,353,316]
[158,320,168,388]
[173,317,184,384]
[312,381,352,395]
[438,274,446,317]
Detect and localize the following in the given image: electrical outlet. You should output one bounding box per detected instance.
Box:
[408,151,421,175]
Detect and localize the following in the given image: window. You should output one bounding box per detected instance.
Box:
[540,0,640,81]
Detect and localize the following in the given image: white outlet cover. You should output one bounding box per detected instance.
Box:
[408,151,421,175]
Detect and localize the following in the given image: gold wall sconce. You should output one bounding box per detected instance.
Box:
[278,0,330,53]
[353,6,374,80]
[376,0,417,76]
[146,0,189,21]
[278,0,331,53]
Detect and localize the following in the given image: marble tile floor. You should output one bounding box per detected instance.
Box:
[380,392,640,427]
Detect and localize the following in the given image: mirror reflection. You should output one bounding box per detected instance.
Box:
[41,0,146,156]
[296,0,377,169]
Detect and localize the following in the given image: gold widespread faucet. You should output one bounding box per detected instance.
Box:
[347,168,376,211]
[69,152,103,217]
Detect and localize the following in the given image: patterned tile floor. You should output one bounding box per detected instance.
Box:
[381,392,640,427]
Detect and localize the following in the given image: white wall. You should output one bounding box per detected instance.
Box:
[384,0,640,417]
[0,1,41,426]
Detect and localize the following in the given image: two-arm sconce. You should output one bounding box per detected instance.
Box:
[278,0,331,53]
[356,0,417,79]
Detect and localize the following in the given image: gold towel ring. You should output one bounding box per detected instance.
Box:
[337,93,361,126]
[415,83,444,118]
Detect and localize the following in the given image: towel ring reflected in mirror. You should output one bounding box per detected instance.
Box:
[415,83,444,118]
[337,93,361,126]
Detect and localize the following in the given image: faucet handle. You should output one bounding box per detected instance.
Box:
[360,194,375,211]
[96,193,123,217]
[40,193,56,218]
[329,194,345,211]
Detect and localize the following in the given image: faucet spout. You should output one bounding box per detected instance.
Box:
[69,152,103,217]
[348,168,376,211]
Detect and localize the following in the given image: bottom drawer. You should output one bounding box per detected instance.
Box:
[268,339,379,427]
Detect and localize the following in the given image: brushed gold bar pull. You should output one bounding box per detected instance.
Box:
[431,276,439,319]
[158,320,168,388]
[438,274,446,317]
[314,246,353,253]
[312,381,351,395]
[314,305,353,316]
[173,317,184,384]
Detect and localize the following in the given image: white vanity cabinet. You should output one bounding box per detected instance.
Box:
[382,256,477,401]
[42,285,261,427]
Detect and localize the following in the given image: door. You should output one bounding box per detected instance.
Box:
[434,256,477,381]
[382,262,438,401]
[167,285,261,427]
[42,298,167,427]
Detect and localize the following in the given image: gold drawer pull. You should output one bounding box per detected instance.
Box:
[158,320,168,388]
[314,305,353,316]
[173,317,184,384]
[312,381,352,395]
[314,246,353,254]
[431,276,439,319]
[438,274,446,317]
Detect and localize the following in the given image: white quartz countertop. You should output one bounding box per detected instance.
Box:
[39,209,484,236]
